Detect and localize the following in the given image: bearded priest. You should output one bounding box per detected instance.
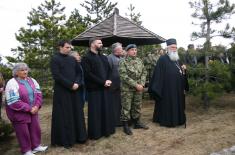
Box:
[148,38,189,127]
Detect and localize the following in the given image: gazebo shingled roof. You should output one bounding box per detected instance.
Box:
[71,8,166,47]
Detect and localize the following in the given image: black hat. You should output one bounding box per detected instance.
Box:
[188,44,194,49]
[166,38,177,46]
[125,44,137,51]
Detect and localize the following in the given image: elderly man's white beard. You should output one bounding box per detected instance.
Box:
[168,50,179,61]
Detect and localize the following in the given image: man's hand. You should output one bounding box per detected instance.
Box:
[30,106,39,114]
[104,80,112,87]
[181,64,187,74]
[136,84,144,92]
[181,64,187,70]
[72,83,79,90]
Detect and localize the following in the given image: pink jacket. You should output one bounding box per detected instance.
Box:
[5,77,42,123]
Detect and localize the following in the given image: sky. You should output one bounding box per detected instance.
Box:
[0,0,235,59]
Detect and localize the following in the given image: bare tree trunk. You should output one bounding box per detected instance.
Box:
[203,0,211,109]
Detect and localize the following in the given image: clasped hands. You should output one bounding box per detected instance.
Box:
[72,83,79,90]
[30,106,39,114]
[104,80,112,87]
[136,84,144,92]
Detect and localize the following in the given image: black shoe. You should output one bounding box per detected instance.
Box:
[123,121,133,135]
[133,119,149,130]
[64,145,72,149]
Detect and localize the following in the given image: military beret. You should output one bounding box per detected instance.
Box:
[166,38,177,46]
[125,44,137,51]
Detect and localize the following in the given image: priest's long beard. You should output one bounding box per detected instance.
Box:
[168,50,179,61]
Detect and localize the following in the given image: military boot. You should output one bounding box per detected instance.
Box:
[133,119,149,130]
[123,121,133,135]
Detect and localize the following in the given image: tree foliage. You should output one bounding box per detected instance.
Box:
[189,0,235,41]
[124,4,154,59]
[125,4,142,25]
[189,0,235,106]
[0,119,13,138]
[228,43,235,89]
[65,8,88,56]
[10,0,68,68]
[65,8,87,39]
[188,59,231,101]
[6,0,87,97]
[0,56,12,81]
[80,0,117,25]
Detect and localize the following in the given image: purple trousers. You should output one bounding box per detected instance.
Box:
[12,115,41,153]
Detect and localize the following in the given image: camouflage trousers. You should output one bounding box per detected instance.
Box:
[120,91,143,121]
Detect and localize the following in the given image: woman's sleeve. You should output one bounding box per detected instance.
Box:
[5,79,31,112]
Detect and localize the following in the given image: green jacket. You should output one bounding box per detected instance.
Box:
[144,53,160,82]
[119,56,147,91]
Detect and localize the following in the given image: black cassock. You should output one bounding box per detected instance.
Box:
[50,52,87,147]
[81,51,115,140]
[149,54,189,127]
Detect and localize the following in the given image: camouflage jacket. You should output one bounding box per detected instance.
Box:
[144,53,160,69]
[144,53,160,82]
[119,56,147,91]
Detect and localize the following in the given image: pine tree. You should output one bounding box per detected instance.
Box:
[7,0,89,97]
[9,0,67,68]
[7,0,68,97]
[189,0,235,107]
[65,8,88,56]
[80,0,117,25]
[228,43,235,89]
[190,0,235,67]
[65,8,87,39]
[125,4,142,25]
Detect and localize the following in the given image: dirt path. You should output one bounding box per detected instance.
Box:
[1,94,235,155]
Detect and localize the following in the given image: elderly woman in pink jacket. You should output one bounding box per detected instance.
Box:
[5,63,47,155]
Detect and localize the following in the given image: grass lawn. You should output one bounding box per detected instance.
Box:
[1,94,235,155]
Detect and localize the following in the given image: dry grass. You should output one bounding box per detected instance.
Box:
[1,94,235,155]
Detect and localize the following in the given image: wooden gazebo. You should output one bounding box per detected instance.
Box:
[71,8,165,47]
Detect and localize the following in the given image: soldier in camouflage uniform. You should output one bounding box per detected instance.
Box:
[144,49,161,87]
[119,44,149,135]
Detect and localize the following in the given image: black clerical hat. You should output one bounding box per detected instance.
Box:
[125,44,137,51]
[166,38,177,46]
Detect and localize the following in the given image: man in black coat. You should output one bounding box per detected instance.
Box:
[81,38,115,140]
[149,38,189,127]
[50,40,87,148]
